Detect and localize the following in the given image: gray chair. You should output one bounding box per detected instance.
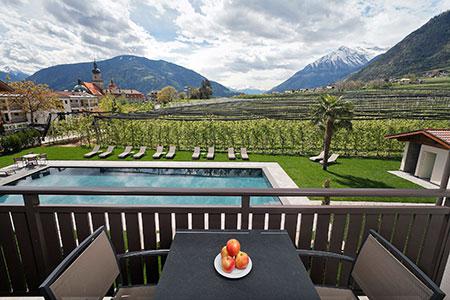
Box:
[192,147,201,160]
[320,153,339,165]
[133,146,147,159]
[84,145,101,158]
[309,151,324,162]
[99,146,115,158]
[298,230,445,300]
[152,146,164,159]
[118,146,133,159]
[13,157,25,168]
[38,153,48,165]
[165,145,176,159]
[240,148,249,160]
[206,147,215,160]
[40,226,169,300]
[228,147,236,160]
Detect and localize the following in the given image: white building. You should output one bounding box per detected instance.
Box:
[386,129,450,188]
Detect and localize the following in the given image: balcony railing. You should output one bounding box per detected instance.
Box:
[0,187,449,296]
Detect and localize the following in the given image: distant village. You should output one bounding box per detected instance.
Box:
[0,62,174,133]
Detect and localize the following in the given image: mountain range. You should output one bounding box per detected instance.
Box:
[26,55,236,97]
[0,66,29,82]
[269,46,380,92]
[350,10,450,80]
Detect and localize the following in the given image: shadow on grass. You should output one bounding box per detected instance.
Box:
[326,170,393,188]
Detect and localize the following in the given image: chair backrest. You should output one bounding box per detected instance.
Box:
[169,145,176,152]
[228,148,234,154]
[106,146,115,152]
[124,146,132,152]
[194,147,200,153]
[139,146,146,153]
[92,145,100,152]
[208,147,214,153]
[156,145,163,152]
[318,151,324,157]
[40,227,120,300]
[351,230,444,300]
[329,153,339,161]
[241,148,247,154]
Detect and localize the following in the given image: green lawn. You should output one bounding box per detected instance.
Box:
[0,145,432,203]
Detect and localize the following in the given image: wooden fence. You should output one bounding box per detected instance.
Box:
[0,187,449,296]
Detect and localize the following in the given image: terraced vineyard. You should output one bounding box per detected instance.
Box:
[109,78,450,121]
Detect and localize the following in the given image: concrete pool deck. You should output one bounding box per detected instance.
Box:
[0,160,310,205]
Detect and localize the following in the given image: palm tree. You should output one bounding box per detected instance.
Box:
[311,94,354,170]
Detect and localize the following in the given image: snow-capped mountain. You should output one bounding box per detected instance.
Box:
[0,66,29,82]
[270,46,385,92]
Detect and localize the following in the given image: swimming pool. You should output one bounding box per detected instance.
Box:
[0,167,279,205]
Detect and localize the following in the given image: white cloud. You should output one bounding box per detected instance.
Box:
[0,0,448,90]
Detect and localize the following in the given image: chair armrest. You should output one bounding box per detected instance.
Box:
[296,249,355,263]
[117,249,170,260]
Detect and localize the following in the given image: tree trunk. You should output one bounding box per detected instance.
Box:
[322,118,334,171]
[29,110,34,125]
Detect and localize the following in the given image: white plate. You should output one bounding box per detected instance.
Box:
[214,253,252,279]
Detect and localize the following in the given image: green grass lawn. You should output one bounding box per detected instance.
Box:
[0,145,433,203]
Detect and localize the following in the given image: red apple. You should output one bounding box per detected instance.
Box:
[221,246,229,258]
[235,251,249,269]
[226,239,240,257]
[221,256,235,273]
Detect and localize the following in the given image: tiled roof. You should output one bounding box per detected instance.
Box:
[426,129,450,145]
[54,91,97,98]
[0,80,14,92]
[82,82,104,96]
[385,128,450,149]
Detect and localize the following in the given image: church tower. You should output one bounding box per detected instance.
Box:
[92,60,104,89]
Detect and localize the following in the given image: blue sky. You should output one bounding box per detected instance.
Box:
[0,0,449,89]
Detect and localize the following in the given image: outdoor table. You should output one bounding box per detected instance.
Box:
[22,153,40,166]
[154,230,320,300]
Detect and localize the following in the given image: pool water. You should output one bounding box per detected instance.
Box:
[0,167,279,205]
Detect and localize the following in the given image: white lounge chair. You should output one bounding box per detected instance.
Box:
[228,148,236,160]
[241,148,249,160]
[192,147,201,160]
[320,153,339,165]
[118,146,132,159]
[84,145,101,158]
[206,147,215,160]
[99,146,115,158]
[153,146,164,159]
[166,145,176,159]
[309,151,325,162]
[133,146,147,159]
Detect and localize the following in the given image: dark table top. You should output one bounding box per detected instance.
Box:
[154,230,320,300]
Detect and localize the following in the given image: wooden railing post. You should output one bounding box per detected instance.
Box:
[23,193,49,280]
[241,195,250,230]
[437,150,450,206]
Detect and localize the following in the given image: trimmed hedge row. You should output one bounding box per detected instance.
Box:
[0,129,41,154]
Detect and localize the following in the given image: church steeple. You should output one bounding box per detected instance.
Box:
[91,60,103,89]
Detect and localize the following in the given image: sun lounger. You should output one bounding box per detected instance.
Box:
[118,146,132,159]
[228,147,236,160]
[84,145,101,158]
[133,146,147,159]
[206,147,215,160]
[241,148,249,160]
[192,147,201,160]
[166,145,176,159]
[99,146,115,158]
[153,146,164,159]
[309,151,325,162]
[320,153,339,165]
